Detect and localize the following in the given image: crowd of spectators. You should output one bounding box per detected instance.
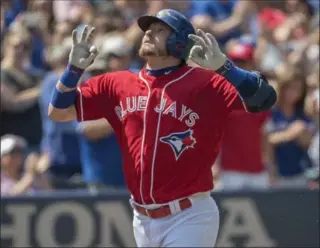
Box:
[1,0,319,196]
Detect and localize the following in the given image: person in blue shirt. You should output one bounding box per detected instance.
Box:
[190,0,259,46]
[190,0,242,45]
[23,1,51,73]
[3,0,26,30]
[265,70,315,188]
[77,56,125,190]
[40,39,125,189]
[39,43,82,188]
[77,119,125,190]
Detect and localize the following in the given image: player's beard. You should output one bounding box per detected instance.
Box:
[138,43,167,57]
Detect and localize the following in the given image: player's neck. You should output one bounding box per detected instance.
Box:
[145,57,181,71]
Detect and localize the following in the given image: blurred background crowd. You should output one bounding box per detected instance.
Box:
[1,0,319,196]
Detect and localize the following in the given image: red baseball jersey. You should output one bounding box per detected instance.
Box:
[220,111,270,173]
[76,65,245,204]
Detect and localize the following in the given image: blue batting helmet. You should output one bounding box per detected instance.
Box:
[137,9,196,60]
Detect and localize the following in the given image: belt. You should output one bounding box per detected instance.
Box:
[133,198,192,219]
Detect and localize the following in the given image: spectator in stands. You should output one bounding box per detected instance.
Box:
[190,0,258,46]
[1,134,51,196]
[255,8,288,74]
[39,40,82,189]
[114,0,150,25]
[164,0,192,17]
[1,1,10,39]
[272,0,317,63]
[52,0,94,24]
[50,20,74,49]
[2,0,27,33]
[212,39,271,191]
[0,27,42,153]
[92,7,127,50]
[304,65,319,187]
[21,0,53,73]
[77,54,125,191]
[264,70,315,188]
[100,35,136,72]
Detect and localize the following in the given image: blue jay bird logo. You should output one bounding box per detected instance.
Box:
[160,129,196,160]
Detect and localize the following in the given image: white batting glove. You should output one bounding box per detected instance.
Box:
[69,25,98,70]
[188,29,227,71]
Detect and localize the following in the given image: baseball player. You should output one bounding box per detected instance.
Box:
[49,9,276,247]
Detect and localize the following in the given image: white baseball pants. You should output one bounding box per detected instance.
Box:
[131,192,220,247]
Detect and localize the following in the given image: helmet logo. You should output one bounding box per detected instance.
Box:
[157,10,178,20]
[157,10,170,18]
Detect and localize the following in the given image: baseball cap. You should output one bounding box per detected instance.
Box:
[258,8,287,30]
[101,35,132,57]
[1,134,27,156]
[227,43,254,61]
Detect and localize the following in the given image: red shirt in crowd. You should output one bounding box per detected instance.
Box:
[220,110,270,173]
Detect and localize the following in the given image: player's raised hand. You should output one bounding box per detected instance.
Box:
[188,29,227,71]
[69,25,98,70]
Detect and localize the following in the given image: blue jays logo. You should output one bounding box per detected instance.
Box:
[157,10,170,18]
[160,129,196,160]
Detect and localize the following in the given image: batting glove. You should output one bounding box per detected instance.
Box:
[188,29,227,71]
[69,25,98,70]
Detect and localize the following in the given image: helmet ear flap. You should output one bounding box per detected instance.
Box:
[167,33,189,59]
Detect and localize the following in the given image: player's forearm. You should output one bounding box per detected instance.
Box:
[48,104,76,122]
[9,173,35,195]
[1,85,40,113]
[211,16,242,37]
[77,118,114,141]
[211,0,251,36]
[48,64,83,122]
[2,94,38,113]
[217,60,277,112]
[268,130,300,145]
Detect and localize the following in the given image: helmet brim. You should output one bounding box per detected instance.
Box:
[137,15,177,33]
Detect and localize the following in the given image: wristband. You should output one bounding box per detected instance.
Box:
[216,60,247,87]
[51,87,77,109]
[60,64,84,88]
[216,60,259,97]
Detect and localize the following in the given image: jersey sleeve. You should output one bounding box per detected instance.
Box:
[76,74,109,122]
[211,74,247,114]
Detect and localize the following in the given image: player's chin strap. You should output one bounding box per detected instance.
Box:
[241,72,277,113]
